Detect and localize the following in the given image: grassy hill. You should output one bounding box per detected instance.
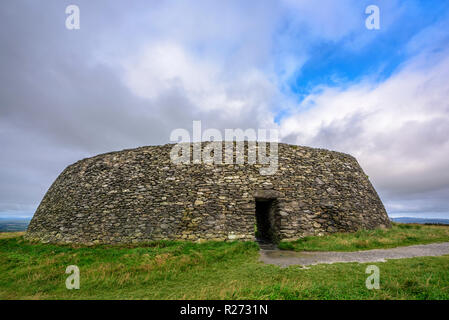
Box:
[278,223,449,251]
[1,223,449,300]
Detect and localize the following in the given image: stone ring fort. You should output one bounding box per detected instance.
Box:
[26,142,390,244]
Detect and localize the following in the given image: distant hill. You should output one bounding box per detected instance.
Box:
[0,217,30,232]
[392,217,449,225]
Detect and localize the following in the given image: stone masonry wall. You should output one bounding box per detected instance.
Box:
[25,143,391,244]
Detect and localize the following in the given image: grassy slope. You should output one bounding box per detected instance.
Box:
[279,223,449,251]
[1,228,449,300]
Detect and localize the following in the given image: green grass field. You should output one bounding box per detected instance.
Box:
[278,223,449,251]
[1,224,449,300]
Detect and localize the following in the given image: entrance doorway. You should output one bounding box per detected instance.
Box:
[255,199,276,243]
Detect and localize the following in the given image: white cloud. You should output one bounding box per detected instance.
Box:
[280,48,449,213]
[122,41,279,122]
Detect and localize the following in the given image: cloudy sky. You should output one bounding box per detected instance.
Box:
[1,0,449,219]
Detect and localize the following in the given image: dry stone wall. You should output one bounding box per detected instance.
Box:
[26,143,391,244]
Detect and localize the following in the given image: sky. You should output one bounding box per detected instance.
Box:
[1,0,449,219]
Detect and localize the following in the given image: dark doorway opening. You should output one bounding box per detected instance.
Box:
[255,199,276,243]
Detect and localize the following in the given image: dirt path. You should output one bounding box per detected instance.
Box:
[259,242,449,267]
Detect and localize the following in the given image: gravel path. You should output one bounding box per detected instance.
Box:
[259,242,449,267]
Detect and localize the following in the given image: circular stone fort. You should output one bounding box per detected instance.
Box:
[26,142,391,244]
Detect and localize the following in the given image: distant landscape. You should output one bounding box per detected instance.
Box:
[0,218,30,232]
[391,217,449,225]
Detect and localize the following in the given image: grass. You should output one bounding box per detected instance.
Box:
[278,223,449,252]
[1,229,449,300]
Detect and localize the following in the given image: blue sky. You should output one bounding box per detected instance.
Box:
[1,0,449,219]
[280,0,449,106]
